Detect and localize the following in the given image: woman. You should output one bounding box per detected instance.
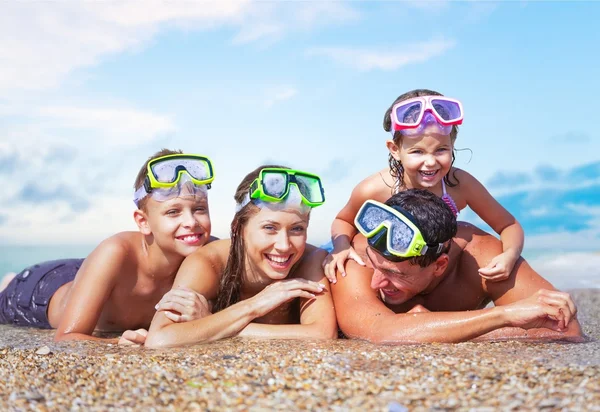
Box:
[145,165,337,347]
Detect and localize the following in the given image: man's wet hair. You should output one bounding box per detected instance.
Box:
[385,189,457,267]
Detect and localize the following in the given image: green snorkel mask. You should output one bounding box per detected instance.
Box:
[236,168,326,212]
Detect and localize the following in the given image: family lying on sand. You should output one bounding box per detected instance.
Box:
[0,89,582,346]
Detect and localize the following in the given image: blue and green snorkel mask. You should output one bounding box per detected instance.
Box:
[355,200,445,262]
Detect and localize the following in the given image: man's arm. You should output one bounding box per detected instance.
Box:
[332,261,520,344]
[467,230,583,341]
[332,231,582,344]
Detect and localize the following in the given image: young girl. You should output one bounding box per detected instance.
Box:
[145,165,337,348]
[323,89,524,284]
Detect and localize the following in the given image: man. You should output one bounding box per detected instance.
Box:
[331,189,582,343]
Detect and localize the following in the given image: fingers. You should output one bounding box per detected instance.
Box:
[479,270,510,282]
[156,300,188,315]
[323,261,337,284]
[349,250,366,266]
[164,311,186,323]
[336,259,345,280]
[478,264,501,276]
[537,290,575,327]
[118,329,147,346]
[321,254,333,269]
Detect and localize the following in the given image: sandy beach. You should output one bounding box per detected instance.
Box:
[1,289,599,411]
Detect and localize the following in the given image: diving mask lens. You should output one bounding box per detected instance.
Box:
[391,96,463,134]
[151,158,211,184]
[257,169,325,207]
[355,200,416,256]
[133,154,214,207]
[355,200,443,259]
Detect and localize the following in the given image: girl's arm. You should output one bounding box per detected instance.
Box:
[325,174,387,279]
[459,169,525,279]
[239,248,338,339]
[144,242,326,348]
[53,237,125,343]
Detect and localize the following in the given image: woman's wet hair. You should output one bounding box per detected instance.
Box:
[213,164,289,312]
[383,89,460,189]
[385,189,457,268]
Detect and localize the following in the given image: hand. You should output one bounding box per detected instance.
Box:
[118,328,148,346]
[478,251,517,282]
[249,279,326,319]
[322,245,365,283]
[155,287,212,323]
[501,289,577,331]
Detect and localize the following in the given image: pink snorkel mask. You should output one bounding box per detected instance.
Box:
[390,95,463,137]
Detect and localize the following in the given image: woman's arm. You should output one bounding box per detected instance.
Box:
[239,248,338,340]
[144,242,326,348]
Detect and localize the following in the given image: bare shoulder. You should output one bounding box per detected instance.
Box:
[173,239,231,299]
[293,244,328,282]
[182,238,230,273]
[453,223,502,271]
[354,167,395,200]
[88,231,141,263]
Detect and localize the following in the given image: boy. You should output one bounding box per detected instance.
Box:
[0,149,216,344]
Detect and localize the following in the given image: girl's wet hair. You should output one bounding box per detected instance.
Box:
[383,89,460,189]
[213,164,289,313]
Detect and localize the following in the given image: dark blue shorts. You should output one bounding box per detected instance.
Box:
[0,259,84,329]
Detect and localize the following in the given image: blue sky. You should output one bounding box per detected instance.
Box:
[0,1,598,258]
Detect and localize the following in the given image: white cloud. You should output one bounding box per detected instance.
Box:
[307,39,456,71]
[231,1,359,45]
[0,1,361,93]
[264,86,298,108]
[36,106,176,147]
[529,252,600,290]
[0,1,255,93]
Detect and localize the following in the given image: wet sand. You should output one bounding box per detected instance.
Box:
[1,289,599,411]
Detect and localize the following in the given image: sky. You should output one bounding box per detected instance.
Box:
[0,0,599,260]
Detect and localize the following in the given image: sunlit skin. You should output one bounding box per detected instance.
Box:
[144,203,338,348]
[50,191,215,344]
[143,194,211,259]
[242,206,309,287]
[329,225,583,343]
[390,127,454,191]
[366,247,442,306]
[326,99,525,285]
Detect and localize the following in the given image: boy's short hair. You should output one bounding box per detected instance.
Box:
[385,189,457,267]
[134,148,183,211]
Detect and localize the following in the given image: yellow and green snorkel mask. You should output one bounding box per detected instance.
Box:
[133,154,215,207]
[236,168,325,211]
[355,200,444,262]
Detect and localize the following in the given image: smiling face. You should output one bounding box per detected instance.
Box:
[388,129,453,190]
[366,246,441,305]
[142,194,211,258]
[242,206,309,281]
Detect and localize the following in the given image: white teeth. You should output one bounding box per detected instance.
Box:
[420,170,437,176]
[180,235,199,242]
[267,255,291,263]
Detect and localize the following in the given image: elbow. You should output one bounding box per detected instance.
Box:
[53,332,69,342]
